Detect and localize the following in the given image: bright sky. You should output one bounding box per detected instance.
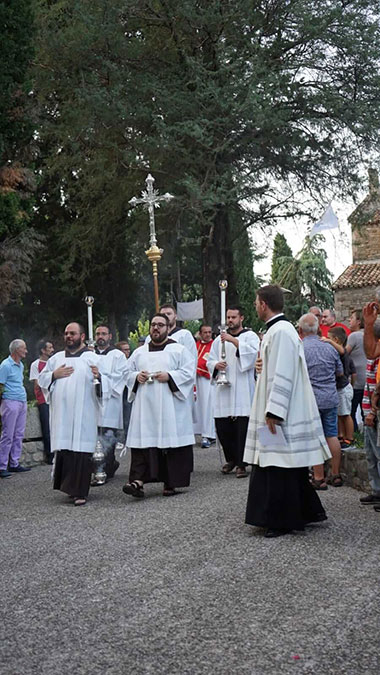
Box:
[252,199,355,284]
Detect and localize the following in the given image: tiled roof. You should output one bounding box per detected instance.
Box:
[333,263,380,289]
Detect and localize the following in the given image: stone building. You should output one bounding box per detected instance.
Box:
[333,168,380,321]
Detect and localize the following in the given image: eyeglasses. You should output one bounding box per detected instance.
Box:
[151,322,167,328]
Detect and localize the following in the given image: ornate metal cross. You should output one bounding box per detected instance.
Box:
[129,174,174,248]
[129,174,174,311]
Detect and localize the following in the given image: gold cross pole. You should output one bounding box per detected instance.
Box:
[129,174,174,312]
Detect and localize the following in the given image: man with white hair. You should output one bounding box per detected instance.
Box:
[309,306,322,324]
[0,339,31,477]
[299,313,343,489]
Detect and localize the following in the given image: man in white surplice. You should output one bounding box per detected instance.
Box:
[92,324,129,485]
[159,303,198,365]
[207,306,259,478]
[38,322,103,506]
[244,285,331,538]
[122,313,195,499]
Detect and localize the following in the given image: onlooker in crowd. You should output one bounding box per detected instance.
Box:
[326,326,355,448]
[320,308,350,338]
[346,309,366,431]
[361,301,380,510]
[299,314,343,489]
[29,339,54,464]
[0,339,31,478]
[309,306,322,324]
[309,306,322,335]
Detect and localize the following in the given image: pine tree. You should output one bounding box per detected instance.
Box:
[0,1,40,321]
[30,0,380,331]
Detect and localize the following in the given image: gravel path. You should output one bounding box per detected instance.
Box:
[1,445,379,675]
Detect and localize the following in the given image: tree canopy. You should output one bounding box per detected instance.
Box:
[271,232,333,322]
[1,0,380,346]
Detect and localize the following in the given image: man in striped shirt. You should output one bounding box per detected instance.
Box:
[360,307,380,508]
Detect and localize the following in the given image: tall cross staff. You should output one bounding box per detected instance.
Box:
[129,174,174,312]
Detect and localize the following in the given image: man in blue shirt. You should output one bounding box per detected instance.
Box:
[0,339,31,477]
[299,314,343,489]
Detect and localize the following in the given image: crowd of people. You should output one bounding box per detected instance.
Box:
[0,285,379,539]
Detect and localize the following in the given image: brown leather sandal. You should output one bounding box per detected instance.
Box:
[163,487,177,497]
[310,478,328,490]
[74,498,87,506]
[221,462,235,474]
[122,481,145,498]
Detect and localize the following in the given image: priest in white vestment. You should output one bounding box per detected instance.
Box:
[207,306,259,478]
[39,322,103,506]
[92,325,129,485]
[147,303,197,423]
[123,313,195,499]
[244,285,331,538]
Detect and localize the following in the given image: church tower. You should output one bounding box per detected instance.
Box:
[333,168,380,320]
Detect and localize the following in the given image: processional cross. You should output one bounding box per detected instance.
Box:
[129,174,174,312]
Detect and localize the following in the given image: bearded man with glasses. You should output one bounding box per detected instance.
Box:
[122,313,195,499]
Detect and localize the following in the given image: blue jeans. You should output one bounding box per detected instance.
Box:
[319,407,338,438]
[364,425,380,496]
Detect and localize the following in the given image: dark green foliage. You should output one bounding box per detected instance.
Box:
[0,1,40,336]
[0,0,35,159]
[270,232,333,323]
[271,234,293,285]
[7,0,380,337]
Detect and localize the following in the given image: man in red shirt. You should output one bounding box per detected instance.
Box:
[29,339,54,464]
[194,325,216,448]
[320,309,350,338]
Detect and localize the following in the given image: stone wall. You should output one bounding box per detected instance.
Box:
[334,285,376,324]
[20,406,44,467]
[352,219,380,263]
[340,447,370,493]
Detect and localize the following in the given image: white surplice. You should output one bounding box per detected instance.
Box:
[97,348,129,429]
[207,330,260,417]
[243,320,331,468]
[146,327,197,366]
[126,342,195,448]
[193,376,215,438]
[38,350,102,454]
[169,328,198,368]
[146,327,197,422]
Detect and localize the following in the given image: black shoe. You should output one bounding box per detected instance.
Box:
[0,469,12,478]
[360,494,380,505]
[8,465,31,472]
[236,467,248,478]
[264,528,292,538]
[122,481,144,499]
[91,477,107,487]
[374,506,380,513]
